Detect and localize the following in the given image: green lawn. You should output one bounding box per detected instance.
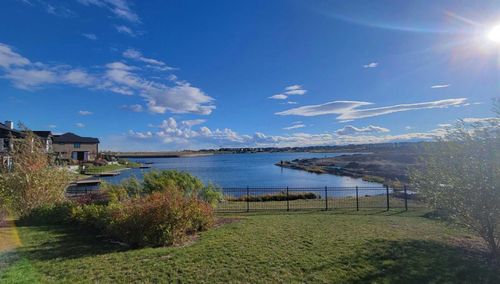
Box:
[1,210,498,283]
[83,163,136,174]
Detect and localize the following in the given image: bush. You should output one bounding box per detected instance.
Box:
[198,183,223,207]
[143,170,204,196]
[19,202,75,226]
[230,191,318,202]
[0,131,72,216]
[71,204,110,231]
[106,191,214,247]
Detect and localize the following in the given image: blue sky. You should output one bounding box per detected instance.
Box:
[0,0,499,150]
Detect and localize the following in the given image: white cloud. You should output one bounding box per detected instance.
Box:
[78,110,93,116]
[405,126,413,130]
[182,119,206,127]
[120,104,143,112]
[276,99,468,121]
[363,62,378,68]
[123,48,175,70]
[437,123,452,128]
[115,25,136,36]
[48,124,57,129]
[0,42,214,116]
[276,101,372,117]
[269,84,307,100]
[283,124,306,130]
[462,117,500,123]
[82,33,97,40]
[0,43,30,68]
[431,84,451,89]
[128,130,153,139]
[76,123,85,128]
[335,125,390,136]
[127,119,450,150]
[269,94,288,100]
[285,85,302,91]
[78,0,140,23]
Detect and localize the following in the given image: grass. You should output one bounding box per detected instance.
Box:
[1,210,498,283]
[84,163,138,175]
[216,195,424,212]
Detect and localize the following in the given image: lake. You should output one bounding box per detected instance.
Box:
[102,152,381,188]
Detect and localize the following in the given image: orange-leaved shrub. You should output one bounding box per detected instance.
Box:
[106,190,214,247]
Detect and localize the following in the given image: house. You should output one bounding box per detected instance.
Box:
[52,132,99,162]
[32,131,53,153]
[0,120,23,169]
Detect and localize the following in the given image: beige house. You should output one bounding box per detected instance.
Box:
[52,133,99,162]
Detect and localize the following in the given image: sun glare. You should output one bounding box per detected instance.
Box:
[487,24,500,43]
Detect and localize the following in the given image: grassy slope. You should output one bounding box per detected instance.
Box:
[1,210,498,283]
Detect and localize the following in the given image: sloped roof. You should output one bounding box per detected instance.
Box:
[52,132,99,144]
[0,122,24,138]
[32,131,52,138]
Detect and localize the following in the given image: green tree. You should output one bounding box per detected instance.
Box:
[411,100,500,264]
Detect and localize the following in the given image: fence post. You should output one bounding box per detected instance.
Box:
[246,186,250,213]
[404,185,408,211]
[325,186,328,211]
[356,186,359,211]
[385,185,390,211]
[286,186,290,212]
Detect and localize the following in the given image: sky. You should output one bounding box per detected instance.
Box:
[0,0,499,151]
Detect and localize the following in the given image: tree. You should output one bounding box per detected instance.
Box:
[411,100,500,264]
[0,130,72,216]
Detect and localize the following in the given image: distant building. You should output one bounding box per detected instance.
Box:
[32,131,53,153]
[52,132,100,162]
[0,120,23,169]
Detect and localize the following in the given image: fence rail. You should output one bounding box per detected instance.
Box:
[66,185,425,212]
[215,186,424,213]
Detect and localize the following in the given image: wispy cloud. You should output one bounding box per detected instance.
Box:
[462,117,500,123]
[115,25,137,37]
[276,99,468,120]
[48,124,56,129]
[126,117,450,150]
[120,104,143,112]
[431,84,450,89]
[78,0,140,23]
[123,48,175,70]
[283,124,306,130]
[363,62,378,68]
[78,110,93,116]
[82,33,97,40]
[75,122,85,128]
[335,125,389,135]
[0,42,215,116]
[269,84,307,100]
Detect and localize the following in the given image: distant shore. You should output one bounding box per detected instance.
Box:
[112,151,215,158]
[275,149,421,187]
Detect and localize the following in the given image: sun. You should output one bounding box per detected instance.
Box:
[487,24,500,43]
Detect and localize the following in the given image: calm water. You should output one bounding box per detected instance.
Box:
[102,152,381,188]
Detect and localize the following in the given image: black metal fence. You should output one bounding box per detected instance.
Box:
[215,186,424,213]
[65,185,425,213]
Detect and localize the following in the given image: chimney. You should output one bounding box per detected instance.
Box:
[4,120,14,130]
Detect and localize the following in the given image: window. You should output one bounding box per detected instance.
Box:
[74,143,81,148]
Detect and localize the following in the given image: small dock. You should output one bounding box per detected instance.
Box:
[92,172,120,177]
[71,179,101,186]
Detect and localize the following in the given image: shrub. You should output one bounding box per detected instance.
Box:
[230,191,318,202]
[19,202,75,225]
[0,130,72,216]
[198,183,223,207]
[143,170,203,196]
[106,191,214,247]
[71,204,110,231]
